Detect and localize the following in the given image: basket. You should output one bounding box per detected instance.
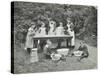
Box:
[57,48,69,56]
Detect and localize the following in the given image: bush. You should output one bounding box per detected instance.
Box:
[13,2,97,46]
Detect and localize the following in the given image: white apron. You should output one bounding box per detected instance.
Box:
[67,24,75,46]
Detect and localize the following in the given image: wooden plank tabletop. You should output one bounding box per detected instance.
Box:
[33,35,73,39]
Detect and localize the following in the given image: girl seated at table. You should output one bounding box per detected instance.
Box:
[55,22,65,35]
[38,21,47,35]
[55,22,65,48]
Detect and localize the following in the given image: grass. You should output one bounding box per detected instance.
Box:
[13,39,97,74]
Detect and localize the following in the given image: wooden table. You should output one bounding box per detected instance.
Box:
[33,35,73,48]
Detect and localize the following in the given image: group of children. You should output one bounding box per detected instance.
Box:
[25,18,89,62]
[25,18,75,49]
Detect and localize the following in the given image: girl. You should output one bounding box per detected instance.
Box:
[25,22,36,54]
[56,22,65,48]
[66,18,75,47]
[73,41,89,62]
[78,41,89,60]
[55,22,65,35]
[37,21,47,51]
[38,21,47,36]
[48,20,56,35]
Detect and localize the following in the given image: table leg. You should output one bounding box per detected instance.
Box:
[57,39,61,48]
[37,40,40,52]
[66,39,69,47]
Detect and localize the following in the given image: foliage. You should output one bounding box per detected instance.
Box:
[13,2,97,46]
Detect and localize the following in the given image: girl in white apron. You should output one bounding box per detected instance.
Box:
[67,19,75,47]
[25,22,36,53]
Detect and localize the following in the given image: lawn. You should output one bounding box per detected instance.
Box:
[13,39,97,74]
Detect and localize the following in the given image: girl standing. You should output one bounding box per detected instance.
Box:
[66,18,75,47]
[25,22,36,54]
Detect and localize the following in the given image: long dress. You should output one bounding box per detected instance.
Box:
[67,23,75,46]
[68,30,75,46]
[25,27,35,49]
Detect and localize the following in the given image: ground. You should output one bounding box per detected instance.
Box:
[14,39,97,74]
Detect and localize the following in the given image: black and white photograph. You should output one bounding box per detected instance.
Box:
[11,1,97,74]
